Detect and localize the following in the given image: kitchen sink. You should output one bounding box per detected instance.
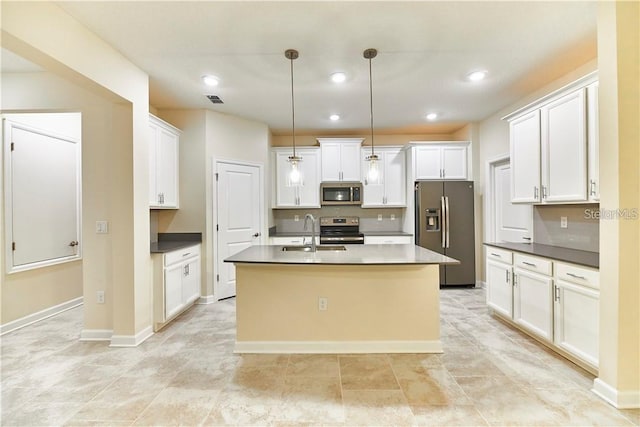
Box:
[281,245,346,252]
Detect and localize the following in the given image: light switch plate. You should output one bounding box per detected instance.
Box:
[560,216,568,229]
[96,221,109,234]
[377,214,383,221]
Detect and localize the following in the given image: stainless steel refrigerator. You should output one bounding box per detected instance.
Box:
[415,181,476,286]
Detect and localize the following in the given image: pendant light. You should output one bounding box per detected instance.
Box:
[285,49,303,187]
[364,48,380,185]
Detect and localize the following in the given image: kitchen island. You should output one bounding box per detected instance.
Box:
[225,244,458,354]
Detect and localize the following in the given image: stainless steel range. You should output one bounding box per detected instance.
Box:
[319,216,364,245]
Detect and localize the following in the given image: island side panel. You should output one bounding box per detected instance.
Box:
[234,263,441,353]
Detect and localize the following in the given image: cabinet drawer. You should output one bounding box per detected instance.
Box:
[486,247,513,264]
[514,253,552,276]
[364,235,412,245]
[165,244,201,266]
[555,262,599,290]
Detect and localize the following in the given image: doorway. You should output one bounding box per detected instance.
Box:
[214,160,264,300]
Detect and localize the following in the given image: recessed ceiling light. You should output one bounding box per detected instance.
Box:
[329,114,340,121]
[330,72,346,83]
[467,70,487,82]
[202,75,219,87]
[426,113,438,121]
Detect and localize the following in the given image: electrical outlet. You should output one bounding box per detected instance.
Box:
[96,221,109,234]
[560,216,568,229]
[318,297,328,311]
[377,214,383,221]
[390,214,395,221]
[96,291,105,304]
[294,215,299,222]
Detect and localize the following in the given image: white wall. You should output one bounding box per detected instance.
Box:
[0,72,113,328]
[3,1,152,341]
[155,109,271,300]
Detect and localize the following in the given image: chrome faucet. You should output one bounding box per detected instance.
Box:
[303,213,317,252]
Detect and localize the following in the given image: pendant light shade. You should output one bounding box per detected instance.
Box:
[364,48,381,185]
[285,49,303,187]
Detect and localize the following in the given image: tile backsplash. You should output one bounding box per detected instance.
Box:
[533,204,599,252]
[273,206,406,233]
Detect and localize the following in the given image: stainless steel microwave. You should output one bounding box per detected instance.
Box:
[320,182,362,205]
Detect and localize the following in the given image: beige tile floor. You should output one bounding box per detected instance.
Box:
[1,287,638,426]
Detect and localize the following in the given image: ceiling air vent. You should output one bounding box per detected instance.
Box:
[206,95,224,104]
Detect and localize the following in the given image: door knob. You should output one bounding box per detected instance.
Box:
[253,232,261,238]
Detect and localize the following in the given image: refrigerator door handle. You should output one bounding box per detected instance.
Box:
[445,196,450,248]
[440,196,446,248]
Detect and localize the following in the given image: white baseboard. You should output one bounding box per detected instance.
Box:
[234,340,443,354]
[0,297,83,336]
[197,294,216,304]
[79,329,113,341]
[109,325,154,347]
[593,378,640,409]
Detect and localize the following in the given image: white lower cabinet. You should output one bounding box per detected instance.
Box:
[154,244,201,330]
[269,236,319,245]
[364,235,411,245]
[513,266,554,341]
[554,262,599,367]
[486,258,513,318]
[485,246,599,370]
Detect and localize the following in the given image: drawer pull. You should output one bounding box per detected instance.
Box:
[566,272,586,280]
[522,237,531,241]
[522,261,536,267]
[182,252,191,257]
[491,253,501,258]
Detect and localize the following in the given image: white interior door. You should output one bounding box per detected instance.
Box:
[216,161,262,300]
[494,162,532,243]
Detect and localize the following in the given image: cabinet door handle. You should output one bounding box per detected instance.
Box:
[554,285,560,302]
[491,252,501,258]
[522,261,536,267]
[522,237,532,241]
[253,232,261,238]
[542,186,547,199]
[513,274,517,286]
[534,186,539,199]
[566,272,586,280]
[590,180,596,196]
[69,240,79,247]
[505,270,509,283]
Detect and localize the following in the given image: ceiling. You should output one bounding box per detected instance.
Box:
[21,2,598,134]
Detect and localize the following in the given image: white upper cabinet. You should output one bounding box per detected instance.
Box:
[149,114,180,209]
[361,147,406,207]
[272,147,321,208]
[414,144,468,180]
[510,111,542,203]
[587,82,599,201]
[318,138,363,182]
[505,72,597,204]
[541,89,587,202]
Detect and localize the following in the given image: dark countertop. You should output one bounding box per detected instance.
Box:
[225,244,459,265]
[269,231,412,237]
[362,231,413,236]
[484,242,599,269]
[151,232,202,253]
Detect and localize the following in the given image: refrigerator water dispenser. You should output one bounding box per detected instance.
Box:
[425,209,440,231]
